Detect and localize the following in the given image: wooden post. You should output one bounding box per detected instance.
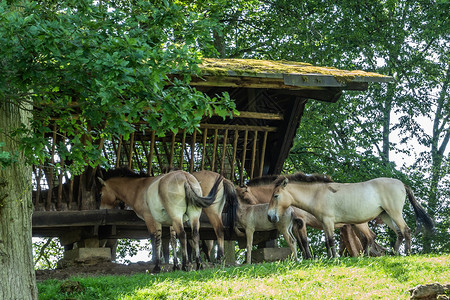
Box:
[211,129,218,172]
[240,130,248,186]
[148,131,155,175]
[201,128,208,170]
[35,164,43,207]
[180,130,186,170]
[250,131,258,178]
[46,125,57,210]
[259,131,268,177]
[127,132,135,169]
[220,129,228,176]
[169,132,176,169]
[57,148,65,210]
[115,135,123,168]
[231,130,239,183]
[190,130,197,173]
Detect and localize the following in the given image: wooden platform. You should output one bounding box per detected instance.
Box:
[32,209,278,246]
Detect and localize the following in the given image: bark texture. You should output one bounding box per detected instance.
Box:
[0,101,38,299]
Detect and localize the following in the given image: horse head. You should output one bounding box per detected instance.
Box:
[97,177,122,209]
[235,185,259,205]
[267,177,291,223]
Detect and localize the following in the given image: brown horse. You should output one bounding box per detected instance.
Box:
[192,170,237,263]
[233,195,300,264]
[267,173,435,257]
[97,168,174,265]
[239,175,379,258]
[99,169,222,271]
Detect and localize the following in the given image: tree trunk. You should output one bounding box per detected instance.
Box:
[381,85,394,163]
[424,69,450,252]
[0,100,38,299]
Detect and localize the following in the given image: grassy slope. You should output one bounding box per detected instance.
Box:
[38,254,450,300]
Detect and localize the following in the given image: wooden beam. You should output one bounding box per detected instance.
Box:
[199,123,277,132]
[231,111,283,120]
[270,97,307,174]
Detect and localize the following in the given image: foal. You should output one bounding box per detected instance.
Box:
[234,196,299,264]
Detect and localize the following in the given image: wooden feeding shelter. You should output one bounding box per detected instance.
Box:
[32,58,393,262]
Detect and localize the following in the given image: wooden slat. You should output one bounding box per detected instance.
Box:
[115,135,123,168]
[46,125,57,210]
[259,131,268,177]
[240,130,248,186]
[148,131,155,175]
[169,132,176,168]
[180,130,186,170]
[199,123,277,132]
[220,129,228,175]
[231,130,239,183]
[190,130,197,173]
[127,132,135,169]
[211,129,218,172]
[250,131,258,178]
[201,128,208,170]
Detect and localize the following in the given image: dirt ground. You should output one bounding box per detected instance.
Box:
[35,259,219,282]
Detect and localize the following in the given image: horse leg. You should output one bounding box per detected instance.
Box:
[322,220,336,258]
[172,221,189,271]
[293,218,312,259]
[380,212,404,254]
[245,227,255,264]
[204,212,225,263]
[202,240,214,262]
[189,217,205,270]
[144,217,160,265]
[279,223,298,261]
[150,223,163,273]
[384,211,411,255]
[352,223,375,256]
[169,226,180,270]
[162,238,170,263]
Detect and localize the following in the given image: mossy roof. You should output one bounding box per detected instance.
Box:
[198,58,392,85]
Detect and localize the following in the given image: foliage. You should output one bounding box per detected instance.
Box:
[115,239,151,265]
[0,0,236,174]
[37,254,450,299]
[33,238,63,270]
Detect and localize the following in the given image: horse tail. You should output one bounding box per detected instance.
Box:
[223,179,238,239]
[404,184,435,233]
[184,174,223,208]
[293,216,304,231]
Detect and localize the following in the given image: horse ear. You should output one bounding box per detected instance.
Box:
[282,178,289,188]
[97,177,106,186]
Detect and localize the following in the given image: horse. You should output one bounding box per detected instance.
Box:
[236,183,313,259]
[233,194,300,264]
[97,168,176,265]
[239,176,380,258]
[99,168,223,272]
[191,170,237,263]
[267,173,435,257]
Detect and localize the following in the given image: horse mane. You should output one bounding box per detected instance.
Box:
[273,172,333,187]
[246,175,279,186]
[102,167,149,180]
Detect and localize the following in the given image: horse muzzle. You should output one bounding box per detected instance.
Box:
[267,210,279,223]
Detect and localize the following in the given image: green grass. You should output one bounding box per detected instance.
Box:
[38,254,450,299]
